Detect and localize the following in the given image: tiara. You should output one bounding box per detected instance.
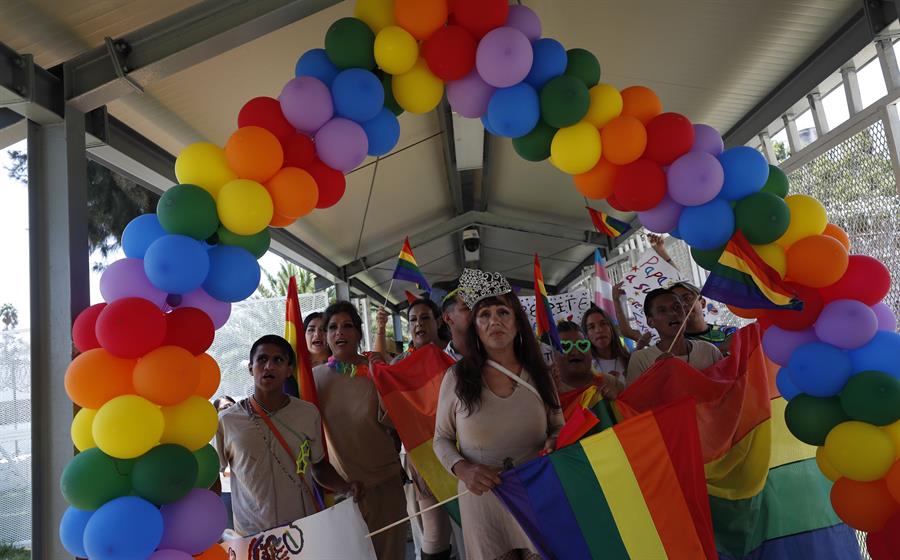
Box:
[458,268,512,309]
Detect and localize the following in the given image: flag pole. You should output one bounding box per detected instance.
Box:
[666,292,699,355]
[383,278,395,309]
[366,490,470,538]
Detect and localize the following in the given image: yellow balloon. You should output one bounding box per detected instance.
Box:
[375,26,418,75]
[217,179,274,236]
[824,420,896,482]
[175,142,237,198]
[882,418,900,449]
[815,446,840,482]
[752,242,786,278]
[161,396,218,451]
[71,407,97,452]
[354,0,395,33]
[93,395,164,459]
[551,122,602,175]
[585,84,623,128]
[392,58,444,114]
[775,194,827,249]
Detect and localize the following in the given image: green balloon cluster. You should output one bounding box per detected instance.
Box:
[513,120,557,162]
[540,76,590,129]
[784,394,849,446]
[734,192,790,244]
[380,73,403,116]
[193,444,221,489]
[157,184,219,241]
[325,17,376,70]
[60,448,133,511]
[839,371,900,426]
[217,226,271,259]
[564,48,601,88]
[761,165,789,198]
[131,444,198,505]
[690,246,725,271]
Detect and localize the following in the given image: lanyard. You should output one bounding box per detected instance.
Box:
[486,360,543,402]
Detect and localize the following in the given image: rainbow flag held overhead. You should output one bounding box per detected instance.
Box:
[392,237,431,293]
[404,290,419,305]
[700,231,801,311]
[587,206,631,238]
[534,254,563,352]
[493,399,717,560]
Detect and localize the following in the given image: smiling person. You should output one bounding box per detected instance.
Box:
[556,321,623,408]
[434,269,563,560]
[215,335,362,537]
[312,302,407,560]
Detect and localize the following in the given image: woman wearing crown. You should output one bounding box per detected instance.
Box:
[434,269,564,560]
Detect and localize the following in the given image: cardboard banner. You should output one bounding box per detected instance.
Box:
[620,250,684,335]
[221,499,376,560]
[519,288,593,332]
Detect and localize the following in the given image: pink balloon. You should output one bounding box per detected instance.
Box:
[99,258,168,308]
[872,302,898,332]
[667,151,724,207]
[638,195,683,233]
[174,288,231,329]
[314,118,368,172]
[279,77,333,134]
[447,70,496,118]
[504,5,541,41]
[476,27,533,88]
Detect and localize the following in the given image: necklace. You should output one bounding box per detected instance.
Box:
[327,356,369,377]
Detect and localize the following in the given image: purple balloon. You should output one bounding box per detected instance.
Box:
[476,27,534,88]
[447,70,496,118]
[638,195,683,233]
[505,5,542,41]
[175,288,231,329]
[667,151,724,206]
[815,299,879,349]
[872,302,898,332]
[99,258,168,308]
[691,124,724,155]
[314,118,368,172]
[762,325,818,366]
[149,551,193,560]
[279,77,333,134]
[158,489,227,555]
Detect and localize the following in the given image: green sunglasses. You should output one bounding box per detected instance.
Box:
[560,339,592,354]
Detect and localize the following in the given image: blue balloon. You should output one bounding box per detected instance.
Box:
[787,342,852,397]
[526,38,567,89]
[849,331,900,378]
[775,367,801,400]
[481,114,501,136]
[487,83,540,138]
[669,227,682,240]
[143,234,210,295]
[717,146,769,200]
[362,108,400,156]
[59,507,93,558]
[295,48,339,87]
[202,245,261,303]
[83,496,163,560]
[122,214,166,259]
[331,68,384,123]
[677,199,735,250]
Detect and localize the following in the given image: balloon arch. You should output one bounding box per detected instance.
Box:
[57,0,900,557]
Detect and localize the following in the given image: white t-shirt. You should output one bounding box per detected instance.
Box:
[625,340,723,387]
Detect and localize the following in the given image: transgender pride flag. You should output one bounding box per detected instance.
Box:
[593,249,615,317]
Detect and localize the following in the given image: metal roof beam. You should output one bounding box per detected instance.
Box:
[0,43,64,124]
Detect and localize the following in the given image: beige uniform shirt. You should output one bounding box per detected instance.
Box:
[625,340,723,386]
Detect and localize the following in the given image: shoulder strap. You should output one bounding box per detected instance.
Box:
[486,360,542,401]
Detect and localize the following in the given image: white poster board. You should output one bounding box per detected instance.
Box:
[518,289,593,332]
[620,250,684,335]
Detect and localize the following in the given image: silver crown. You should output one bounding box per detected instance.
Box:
[458,268,512,309]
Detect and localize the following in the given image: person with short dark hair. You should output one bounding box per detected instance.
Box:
[213,395,236,412]
[670,281,737,353]
[441,286,471,361]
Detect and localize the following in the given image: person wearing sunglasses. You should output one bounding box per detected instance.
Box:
[556,322,624,412]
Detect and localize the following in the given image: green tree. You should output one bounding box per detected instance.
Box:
[773,140,788,162]
[0,303,18,331]
[255,261,316,299]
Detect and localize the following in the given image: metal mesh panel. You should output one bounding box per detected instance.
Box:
[0,328,31,547]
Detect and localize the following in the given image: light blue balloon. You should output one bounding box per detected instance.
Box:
[202,245,261,303]
[677,199,735,250]
[775,367,801,400]
[59,507,93,558]
[83,496,163,560]
[122,214,166,259]
[295,48,339,87]
[331,68,384,123]
[143,234,210,295]
[525,38,568,89]
[487,83,540,138]
[717,146,769,200]
[362,108,400,156]
[848,331,900,378]
[787,342,852,397]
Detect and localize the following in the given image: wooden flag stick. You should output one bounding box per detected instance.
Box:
[665,292,699,355]
[366,490,470,538]
[382,278,395,309]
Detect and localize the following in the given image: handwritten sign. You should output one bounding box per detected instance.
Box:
[620,250,683,335]
[519,289,593,332]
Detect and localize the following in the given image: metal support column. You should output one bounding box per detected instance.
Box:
[841,64,864,116]
[876,38,900,90]
[28,107,90,559]
[335,281,351,302]
[782,112,802,154]
[880,103,900,194]
[758,131,778,164]
[358,296,372,351]
[392,314,404,345]
[806,91,830,136]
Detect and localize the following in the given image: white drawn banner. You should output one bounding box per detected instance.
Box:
[620,250,684,334]
[519,289,593,332]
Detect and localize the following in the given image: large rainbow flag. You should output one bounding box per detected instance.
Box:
[283,276,321,410]
[534,254,562,352]
[494,399,717,559]
[392,237,431,293]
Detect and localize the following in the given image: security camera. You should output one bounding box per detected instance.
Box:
[462,228,480,261]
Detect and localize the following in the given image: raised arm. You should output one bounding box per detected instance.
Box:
[612,281,645,342]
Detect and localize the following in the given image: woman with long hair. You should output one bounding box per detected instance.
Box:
[581,305,630,397]
[304,311,330,366]
[434,270,563,560]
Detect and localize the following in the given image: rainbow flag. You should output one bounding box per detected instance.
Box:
[587,206,631,238]
[534,254,562,352]
[593,249,616,317]
[284,276,321,408]
[392,237,430,292]
[494,399,717,560]
[700,231,801,310]
[404,290,419,305]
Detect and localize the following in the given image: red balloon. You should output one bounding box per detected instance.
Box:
[283,133,316,169]
[606,193,629,212]
[95,297,166,358]
[644,112,695,165]
[613,159,666,211]
[454,0,509,38]
[422,25,477,81]
[307,159,346,209]
[72,303,106,353]
[237,97,295,143]
[819,254,891,305]
[164,307,215,355]
[764,282,823,331]
[867,513,900,560]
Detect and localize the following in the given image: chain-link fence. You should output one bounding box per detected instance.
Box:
[0,328,31,548]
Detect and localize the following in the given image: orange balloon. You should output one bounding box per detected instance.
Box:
[269,211,296,227]
[195,544,228,560]
[225,126,284,183]
[194,353,221,400]
[823,223,851,251]
[573,158,618,199]
[727,305,765,319]
[64,349,136,409]
[264,167,318,219]
[600,116,647,165]
[133,345,200,406]
[831,477,900,532]
[620,86,663,125]
[394,0,447,40]
[785,234,849,288]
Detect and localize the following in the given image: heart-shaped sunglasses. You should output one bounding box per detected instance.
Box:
[560,339,591,354]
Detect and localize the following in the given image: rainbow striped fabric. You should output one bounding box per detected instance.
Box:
[284,276,322,411]
[534,254,562,352]
[392,237,431,292]
[587,206,631,238]
[494,399,717,560]
[700,231,800,310]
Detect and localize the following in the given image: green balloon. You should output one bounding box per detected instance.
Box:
[540,76,590,129]
[193,444,220,489]
[60,448,133,511]
[325,17,375,70]
[734,192,790,244]
[380,73,403,116]
[691,246,724,271]
[840,371,900,426]
[217,226,270,259]
[512,121,557,162]
[157,184,219,240]
[564,48,601,88]
[131,444,198,505]
[784,394,848,446]
[761,165,789,198]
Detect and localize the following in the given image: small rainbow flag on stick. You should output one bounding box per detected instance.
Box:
[534,254,563,352]
[392,237,431,293]
[587,207,631,238]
